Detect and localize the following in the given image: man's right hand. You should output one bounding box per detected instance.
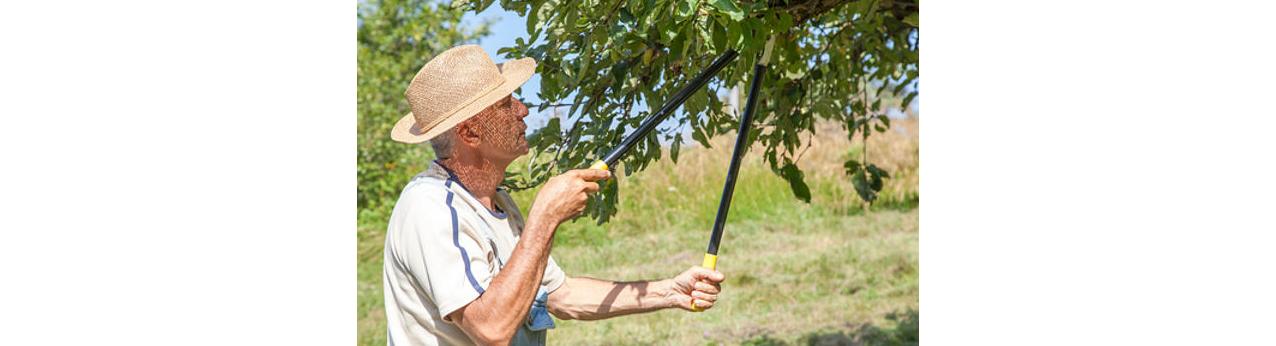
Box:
[529,169,610,226]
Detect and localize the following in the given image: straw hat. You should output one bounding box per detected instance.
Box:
[390,45,536,144]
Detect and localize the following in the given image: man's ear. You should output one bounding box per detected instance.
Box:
[454,119,482,147]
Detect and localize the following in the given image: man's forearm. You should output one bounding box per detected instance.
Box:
[546,276,675,321]
[449,216,556,343]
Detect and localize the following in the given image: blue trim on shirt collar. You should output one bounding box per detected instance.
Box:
[433,160,509,219]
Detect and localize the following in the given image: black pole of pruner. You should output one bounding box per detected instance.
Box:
[690,37,775,312]
[588,49,739,171]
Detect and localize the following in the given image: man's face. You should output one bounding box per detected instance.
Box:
[471,95,530,162]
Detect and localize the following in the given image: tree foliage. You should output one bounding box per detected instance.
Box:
[456,0,919,222]
[358,0,492,221]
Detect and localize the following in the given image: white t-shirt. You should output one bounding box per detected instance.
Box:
[383,161,566,346]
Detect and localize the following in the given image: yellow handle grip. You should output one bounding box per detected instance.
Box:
[690,253,718,312]
[588,160,609,171]
[701,253,718,270]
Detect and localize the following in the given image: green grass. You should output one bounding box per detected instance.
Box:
[538,209,918,345]
[357,119,919,345]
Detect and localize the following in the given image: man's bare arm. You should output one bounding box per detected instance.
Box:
[446,217,554,344]
[446,169,608,344]
[546,267,725,321]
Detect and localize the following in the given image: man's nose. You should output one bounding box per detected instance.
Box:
[514,98,529,119]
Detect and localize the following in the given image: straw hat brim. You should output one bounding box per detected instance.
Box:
[390,57,536,144]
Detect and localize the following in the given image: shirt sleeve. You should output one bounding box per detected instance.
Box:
[542,255,567,293]
[390,187,494,321]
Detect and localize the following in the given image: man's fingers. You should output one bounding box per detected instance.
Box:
[688,266,726,283]
[582,181,600,193]
[570,168,612,182]
[693,281,720,294]
[691,290,717,302]
[692,298,714,310]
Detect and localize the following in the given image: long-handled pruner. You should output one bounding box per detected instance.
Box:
[588,50,740,172]
[691,37,775,311]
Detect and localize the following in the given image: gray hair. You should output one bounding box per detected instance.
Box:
[429,128,456,159]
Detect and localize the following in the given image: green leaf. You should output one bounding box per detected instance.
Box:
[707,0,744,21]
[903,13,919,27]
[669,25,689,58]
[691,124,711,147]
[527,117,563,150]
[866,164,885,191]
[726,20,743,48]
[901,91,918,109]
[852,169,875,202]
[589,173,621,224]
[619,8,635,24]
[527,4,541,33]
[866,163,889,179]
[676,0,696,17]
[711,20,727,51]
[780,162,811,203]
[670,133,682,162]
[697,22,714,50]
[843,159,861,175]
[685,88,707,113]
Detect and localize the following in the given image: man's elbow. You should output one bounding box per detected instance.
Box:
[452,310,517,345]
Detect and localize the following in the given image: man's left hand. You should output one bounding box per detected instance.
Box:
[665,266,725,311]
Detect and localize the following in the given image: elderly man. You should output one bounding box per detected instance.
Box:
[382,45,726,345]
